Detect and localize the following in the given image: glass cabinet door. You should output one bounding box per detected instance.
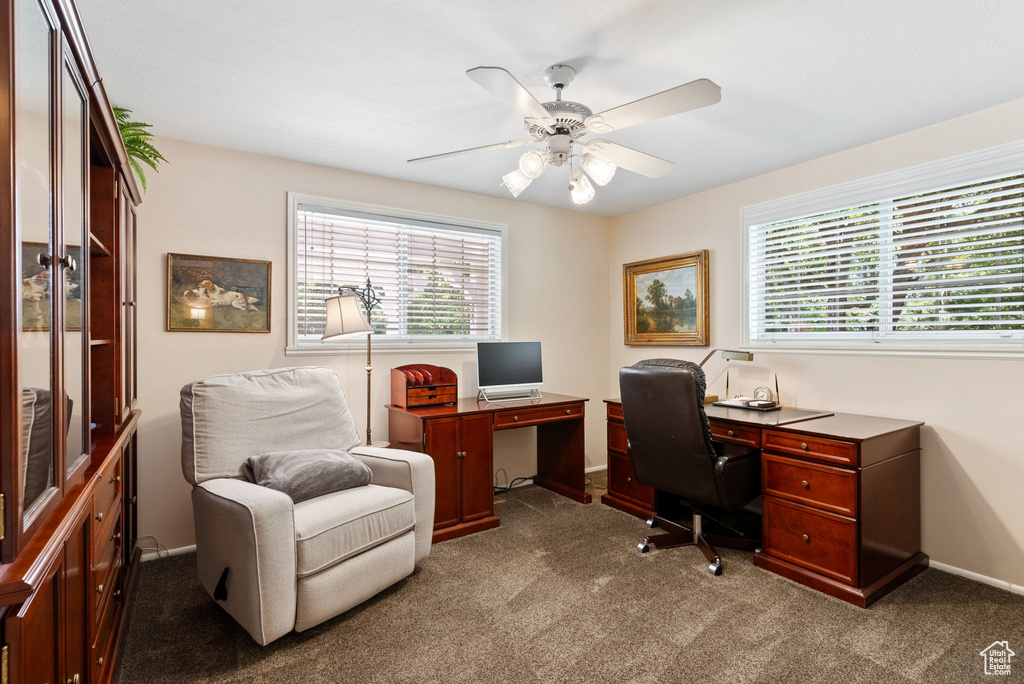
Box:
[16,0,57,522]
[61,53,89,479]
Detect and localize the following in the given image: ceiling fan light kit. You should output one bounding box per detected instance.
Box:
[410,64,721,206]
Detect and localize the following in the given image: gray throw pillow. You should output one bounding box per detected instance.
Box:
[242,449,372,503]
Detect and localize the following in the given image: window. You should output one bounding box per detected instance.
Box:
[288,194,506,352]
[744,141,1024,353]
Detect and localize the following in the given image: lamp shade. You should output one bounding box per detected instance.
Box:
[502,169,533,197]
[321,294,374,341]
[569,169,595,204]
[581,152,617,186]
[518,150,548,179]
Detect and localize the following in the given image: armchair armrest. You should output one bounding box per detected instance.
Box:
[350,446,435,564]
[712,443,761,511]
[192,478,296,645]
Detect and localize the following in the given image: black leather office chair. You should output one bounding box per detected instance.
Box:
[619,358,761,575]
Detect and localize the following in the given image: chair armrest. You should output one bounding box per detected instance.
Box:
[192,479,296,645]
[712,444,761,511]
[350,446,435,564]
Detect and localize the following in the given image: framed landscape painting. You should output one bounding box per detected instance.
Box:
[623,250,709,346]
[167,253,271,332]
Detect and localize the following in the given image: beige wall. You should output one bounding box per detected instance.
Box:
[136,137,610,551]
[608,97,1024,587]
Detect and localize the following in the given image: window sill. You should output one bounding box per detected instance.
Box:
[286,342,481,357]
[742,343,1024,361]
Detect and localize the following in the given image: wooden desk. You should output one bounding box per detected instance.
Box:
[603,399,927,607]
[388,393,590,542]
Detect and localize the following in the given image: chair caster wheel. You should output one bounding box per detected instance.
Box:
[709,562,723,576]
[754,546,762,554]
[638,542,650,553]
[645,517,657,529]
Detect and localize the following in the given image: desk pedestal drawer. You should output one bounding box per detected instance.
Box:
[762,497,857,585]
[608,454,655,508]
[763,453,857,517]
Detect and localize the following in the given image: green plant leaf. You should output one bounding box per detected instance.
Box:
[113,105,165,192]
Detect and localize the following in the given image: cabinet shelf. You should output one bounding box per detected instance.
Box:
[89,232,112,257]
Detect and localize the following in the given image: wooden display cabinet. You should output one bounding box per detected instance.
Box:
[0,0,142,679]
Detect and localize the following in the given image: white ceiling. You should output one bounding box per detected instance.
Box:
[79,0,1024,217]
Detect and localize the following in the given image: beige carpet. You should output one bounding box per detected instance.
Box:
[117,480,1024,683]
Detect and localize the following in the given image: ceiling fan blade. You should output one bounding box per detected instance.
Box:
[466,66,555,126]
[585,140,675,178]
[407,139,534,164]
[586,78,721,133]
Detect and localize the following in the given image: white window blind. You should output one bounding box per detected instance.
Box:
[747,168,1023,349]
[292,200,503,347]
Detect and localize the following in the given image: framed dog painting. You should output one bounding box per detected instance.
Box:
[167,253,271,332]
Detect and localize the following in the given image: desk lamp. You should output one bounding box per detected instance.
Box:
[322,278,382,446]
[698,349,754,402]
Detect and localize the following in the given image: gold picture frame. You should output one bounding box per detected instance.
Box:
[623,250,709,346]
[166,253,271,333]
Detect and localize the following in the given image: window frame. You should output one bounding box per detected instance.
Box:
[741,139,1024,358]
[286,192,509,356]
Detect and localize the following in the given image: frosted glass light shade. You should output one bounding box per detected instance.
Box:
[322,294,373,340]
[502,169,533,197]
[569,169,596,204]
[518,150,548,179]
[581,152,617,186]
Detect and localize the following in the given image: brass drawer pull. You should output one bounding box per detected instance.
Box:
[802,534,810,543]
[112,532,122,543]
[110,475,121,484]
[626,477,632,483]
[114,589,122,601]
[95,512,104,522]
[97,657,104,668]
[513,415,519,422]
[727,430,735,437]
[801,480,810,489]
[96,583,104,594]
[565,409,571,414]
[800,442,809,451]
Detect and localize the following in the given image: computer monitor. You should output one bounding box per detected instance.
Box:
[476,341,543,401]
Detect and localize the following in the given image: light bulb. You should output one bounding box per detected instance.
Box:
[581,152,617,186]
[518,150,548,180]
[568,169,595,204]
[502,169,533,198]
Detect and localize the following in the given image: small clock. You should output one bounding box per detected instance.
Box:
[753,386,775,403]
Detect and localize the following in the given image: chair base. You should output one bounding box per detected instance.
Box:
[637,514,725,575]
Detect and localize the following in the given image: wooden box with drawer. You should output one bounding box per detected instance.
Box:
[390,364,458,408]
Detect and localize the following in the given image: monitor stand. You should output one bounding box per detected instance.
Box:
[477,387,543,403]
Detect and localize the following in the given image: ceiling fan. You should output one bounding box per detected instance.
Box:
[408,64,721,204]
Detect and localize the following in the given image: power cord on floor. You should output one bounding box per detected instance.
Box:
[493,467,537,494]
[134,535,169,559]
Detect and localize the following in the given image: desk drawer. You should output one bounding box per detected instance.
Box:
[91,558,123,681]
[92,513,123,623]
[763,453,857,517]
[607,421,628,455]
[92,451,122,535]
[763,430,858,466]
[606,402,623,422]
[608,453,655,508]
[494,403,584,429]
[763,497,857,584]
[709,420,761,448]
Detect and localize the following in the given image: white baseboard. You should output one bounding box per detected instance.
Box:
[929,560,1023,595]
[140,544,196,562]
[585,465,607,473]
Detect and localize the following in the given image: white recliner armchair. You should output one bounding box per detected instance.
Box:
[180,367,435,645]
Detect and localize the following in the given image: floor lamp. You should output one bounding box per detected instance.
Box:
[321,278,382,446]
